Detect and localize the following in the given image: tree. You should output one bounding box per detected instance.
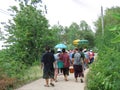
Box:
[87,7,120,90]
[63,21,95,49]
[3,0,51,65]
[95,6,120,50]
[79,20,91,31]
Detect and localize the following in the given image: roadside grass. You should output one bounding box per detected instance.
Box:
[23,65,42,80]
[15,65,42,88]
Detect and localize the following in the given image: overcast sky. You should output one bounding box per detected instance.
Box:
[0,0,120,49]
[0,0,120,29]
[43,0,120,29]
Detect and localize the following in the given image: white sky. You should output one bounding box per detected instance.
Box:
[0,0,120,29]
[43,0,120,29]
[0,0,120,49]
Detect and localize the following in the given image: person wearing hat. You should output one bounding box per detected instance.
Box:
[54,49,62,82]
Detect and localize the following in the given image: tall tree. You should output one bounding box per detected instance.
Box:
[3,0,51,65]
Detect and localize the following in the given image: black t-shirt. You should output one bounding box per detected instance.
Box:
[41,52,55,70]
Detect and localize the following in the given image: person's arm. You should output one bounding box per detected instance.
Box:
[41,63,44,69]
[71,53,74,65]
[41,53,44,69]
[81,52,85,63]
[53,54,56,68]
[53,61,56,68]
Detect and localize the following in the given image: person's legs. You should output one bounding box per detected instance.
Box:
[74,65,79,82]
[64,75,68,81]
[80,77,84,83]
[79,65,84,83]
[60,68,63,74]
[45,79,49,87]
[49,69,55,86]
[62,68,67,81]
[54,68,58,82]
[64,68,69,81]
[50,78,54,86]
[43,70,50,86]
[74,70,78,82]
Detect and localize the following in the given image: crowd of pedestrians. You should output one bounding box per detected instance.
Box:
[41,46,95,87]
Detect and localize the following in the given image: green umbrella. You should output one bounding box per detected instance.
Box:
[78,40,88,47]
[79,40,88,44]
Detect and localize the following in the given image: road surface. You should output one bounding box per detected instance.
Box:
[15,69,89,90]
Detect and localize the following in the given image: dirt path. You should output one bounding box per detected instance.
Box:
[15,69,89,90]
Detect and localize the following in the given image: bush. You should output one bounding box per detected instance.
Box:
[86,47,120,90]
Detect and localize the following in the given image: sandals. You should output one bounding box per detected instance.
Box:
[54,79,58,82]
[50,83,55,86]
[65,79,69,81]
[80,79,84,83]
[44,85,49,87]
[44,83,55,87]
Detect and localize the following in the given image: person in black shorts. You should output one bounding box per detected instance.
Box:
[41,46,55,87]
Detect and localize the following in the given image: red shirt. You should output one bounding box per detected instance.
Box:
[60,52,70,68]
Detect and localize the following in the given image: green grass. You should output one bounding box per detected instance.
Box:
[23,65,42,80]
[15,65,43,89]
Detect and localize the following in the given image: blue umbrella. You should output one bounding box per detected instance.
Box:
[55,43,67,49]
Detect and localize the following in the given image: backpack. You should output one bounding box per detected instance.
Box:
[79,52,85,61]
[74,52,82,65]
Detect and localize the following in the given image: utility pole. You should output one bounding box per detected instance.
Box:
[57,21,60,42]
[101,6,104,36]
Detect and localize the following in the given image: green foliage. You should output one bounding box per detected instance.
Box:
[0,0,95,89]
[111,34,120,43]
[0,0,52,89]
[87,47,120,90]
[4,4,50,65]
[63,21,95,49]
[50,21,95,49]
[0,49,42,89]
[0,49,26,77]
[87,6,120,90]
[15,65,42,88]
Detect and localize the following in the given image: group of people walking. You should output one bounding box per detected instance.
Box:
[41,46,94,87]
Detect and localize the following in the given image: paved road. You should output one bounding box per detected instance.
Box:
[15,69,89,90]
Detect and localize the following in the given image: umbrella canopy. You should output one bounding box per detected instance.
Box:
[73,39,80,45]
[73,39,88,46]
[79,40,88,44]
[55,43,67,49]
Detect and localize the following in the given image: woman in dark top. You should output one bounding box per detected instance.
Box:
[41,46,55,87]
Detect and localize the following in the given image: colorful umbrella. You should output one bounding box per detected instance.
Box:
[73,39,80,45]
[55,43,67,49]
[73,39,88,46]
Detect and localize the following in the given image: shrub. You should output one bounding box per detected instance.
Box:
[86,47,120,90]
